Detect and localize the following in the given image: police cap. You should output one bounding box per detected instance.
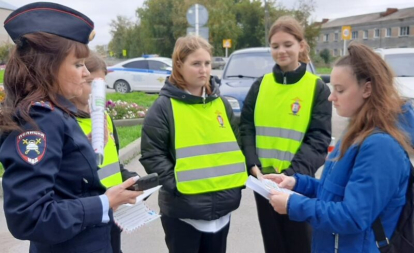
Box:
[4,2,95,44]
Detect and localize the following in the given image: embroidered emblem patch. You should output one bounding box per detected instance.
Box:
[215,110,225,128]
[16,131,47,165]
[290,97,302,116]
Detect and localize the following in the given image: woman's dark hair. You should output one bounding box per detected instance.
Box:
[0,32,89,132]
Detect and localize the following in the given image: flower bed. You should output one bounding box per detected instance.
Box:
[0,86,5,102]
[106,100,147,120]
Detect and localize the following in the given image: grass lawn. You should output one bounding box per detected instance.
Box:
[316,67,332,74]
[117,125,142,149]
[0,163,3,177]
[107,92,158,108]
[0,69,4,83]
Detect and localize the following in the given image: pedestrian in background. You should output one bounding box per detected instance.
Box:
[71,52,139,253]
[0,3,142,252]
[240,15,332,253]
[266,42,412,252]
[140,35,247,253]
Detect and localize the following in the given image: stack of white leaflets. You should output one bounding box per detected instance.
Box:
[113,185,162,233]
[246,176,298,200]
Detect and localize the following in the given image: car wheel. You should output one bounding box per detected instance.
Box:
[114,80,131,93]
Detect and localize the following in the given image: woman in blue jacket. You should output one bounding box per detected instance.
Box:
[265,43,412,252]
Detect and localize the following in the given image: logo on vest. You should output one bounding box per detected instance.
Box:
[290,97,302,116]
[215,110,225,128]
[16,131,47,165]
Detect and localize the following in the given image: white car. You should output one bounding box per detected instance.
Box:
[106,56,173,93]
[375,48,414,100]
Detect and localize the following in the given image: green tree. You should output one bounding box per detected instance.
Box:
[108,16,133,58]
[291,0,320,57]
[0,42,14,63]
[235,0,265,48]
[319,48,331,64]
[137,0,180,57]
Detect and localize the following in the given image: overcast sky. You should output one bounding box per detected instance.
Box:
[8,0,414,48]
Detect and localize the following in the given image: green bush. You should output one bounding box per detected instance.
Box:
[319,49,331,65]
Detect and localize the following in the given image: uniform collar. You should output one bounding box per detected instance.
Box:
[56,94,78,114]
[272,62,307,84]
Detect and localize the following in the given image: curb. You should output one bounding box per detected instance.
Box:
[119,137,141,164]
[113,118,144,127]
[0,138,141,198]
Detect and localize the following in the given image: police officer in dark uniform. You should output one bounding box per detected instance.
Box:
[0,3,142,253]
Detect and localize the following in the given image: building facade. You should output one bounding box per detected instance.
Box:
[316,7,414,57]
[0,1,15,45]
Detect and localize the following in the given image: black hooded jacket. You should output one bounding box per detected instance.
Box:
[240,63,332,176]
[139,77,243,220]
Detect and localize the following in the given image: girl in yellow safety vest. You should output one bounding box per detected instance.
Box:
[140,35,247,253]
[71,52,139,253]
[240,16,332,253]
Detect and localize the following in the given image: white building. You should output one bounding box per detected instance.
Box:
[0,1,16,44]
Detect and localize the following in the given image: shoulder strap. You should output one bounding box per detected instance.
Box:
[372,162,414,251]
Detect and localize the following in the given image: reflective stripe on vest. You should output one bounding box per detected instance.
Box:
[171,97,247,194]
[77,113,123,188]
[255,71,318,173]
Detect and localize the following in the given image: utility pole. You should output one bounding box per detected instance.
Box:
[264,0,269,47]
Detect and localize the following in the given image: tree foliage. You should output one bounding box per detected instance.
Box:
[0,43,14,64]
[319,48,331,64]
[108,0,319,58]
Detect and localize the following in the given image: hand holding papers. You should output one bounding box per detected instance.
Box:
[113,185,162,233]
[246,176,297,200]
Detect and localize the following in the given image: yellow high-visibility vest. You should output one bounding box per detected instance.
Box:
[171,97,247,194]
[255,71,318,174]
[77,113,122,188]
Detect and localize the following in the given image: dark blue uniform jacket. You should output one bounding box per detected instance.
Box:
[0,96,112,253]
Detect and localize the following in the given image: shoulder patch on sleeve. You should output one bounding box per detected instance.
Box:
[16,131,47,165]
[31,101,54,111]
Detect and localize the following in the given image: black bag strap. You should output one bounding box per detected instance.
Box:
[372,218,389,249]
[372,162,414,250]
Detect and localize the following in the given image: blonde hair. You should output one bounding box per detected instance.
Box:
[335,42,411,158]
[169,35,213,94]
[268,16,310,63]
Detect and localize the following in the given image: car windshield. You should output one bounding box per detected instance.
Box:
[224,52,275,79]
[385,53,414,77]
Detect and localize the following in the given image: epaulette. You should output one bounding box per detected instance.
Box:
[30,101,54,111]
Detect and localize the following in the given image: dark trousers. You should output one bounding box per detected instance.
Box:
[161,215,230,253]
[254,192,312,253]
[110,222,122,253]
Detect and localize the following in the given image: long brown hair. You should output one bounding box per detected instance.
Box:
[268,16,310,63]
[0,32,89,132]
[169,35,213,94]
[336,42,411,159]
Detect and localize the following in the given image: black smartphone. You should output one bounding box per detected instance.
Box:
[127,173,159,191]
